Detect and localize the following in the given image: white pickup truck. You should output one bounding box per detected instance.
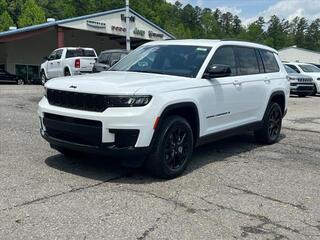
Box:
[40,47,97,84]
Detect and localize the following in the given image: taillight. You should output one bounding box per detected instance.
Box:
[75,59,80,68]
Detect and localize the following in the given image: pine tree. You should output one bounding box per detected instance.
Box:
[0,11,14,31]
[17,0,46,27]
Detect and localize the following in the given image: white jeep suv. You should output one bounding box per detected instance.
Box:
[284,62,320,95]
[38,40,289,179]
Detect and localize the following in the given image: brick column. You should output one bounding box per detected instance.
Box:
[57,27,64,48]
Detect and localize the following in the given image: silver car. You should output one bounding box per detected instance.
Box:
[284,64,314,97]
[93,49,129,72]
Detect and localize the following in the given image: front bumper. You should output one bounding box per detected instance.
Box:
[290,84,314,94]
[41,130,150,157]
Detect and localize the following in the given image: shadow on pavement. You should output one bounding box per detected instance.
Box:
[45,133,286,182]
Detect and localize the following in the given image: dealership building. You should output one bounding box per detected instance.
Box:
[0,8,174,82]
[279,46,320,64]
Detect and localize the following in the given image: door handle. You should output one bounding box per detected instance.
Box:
[57,61,60,64]
[264,79,271,84]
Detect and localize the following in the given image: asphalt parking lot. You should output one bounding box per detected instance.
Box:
[1,85,320,240]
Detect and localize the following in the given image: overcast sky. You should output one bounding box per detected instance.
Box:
[166,0,320,24]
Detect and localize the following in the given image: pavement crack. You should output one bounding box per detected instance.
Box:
[216,204,300,238]
[227,185,307,211]
[1,173,129,212]
[283,127,320,134]
[136,217,161,240]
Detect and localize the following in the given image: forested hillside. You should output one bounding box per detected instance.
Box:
[1,0,320,51]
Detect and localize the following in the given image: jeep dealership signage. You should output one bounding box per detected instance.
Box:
[59,10,172,41]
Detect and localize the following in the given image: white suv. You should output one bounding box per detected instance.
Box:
[40,47,97,84]
[38,40,289,179]
[284,62,320,95]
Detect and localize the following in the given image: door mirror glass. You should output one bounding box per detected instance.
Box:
[204,64,231,79]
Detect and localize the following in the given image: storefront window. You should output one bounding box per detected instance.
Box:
[16,65,40,84]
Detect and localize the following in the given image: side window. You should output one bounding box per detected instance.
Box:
[255,49,265,73]
[48,51,56,61]
[99,53,111,65]
[55,49,63,60]
[285,64,300,73]
[209,46,237,75]
[234,47,260,75]
[110,53,121,65]
[260,50,280,73]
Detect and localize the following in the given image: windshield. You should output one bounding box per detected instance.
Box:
[299,64,320,72]
[110,45,211,78]
[284,65,296,73]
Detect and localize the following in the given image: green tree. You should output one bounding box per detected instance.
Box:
[0,11,14,31]
[305,18,320,50]
[245,17,265,43]
[17,0,46,27]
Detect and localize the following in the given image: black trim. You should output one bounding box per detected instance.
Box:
[206,111,230,119]
[196,121,262,147]
[265,91,286,119]
[41,131,150,157]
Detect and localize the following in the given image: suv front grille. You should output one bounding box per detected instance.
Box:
[47,89,108,112]
[43,113,102,146]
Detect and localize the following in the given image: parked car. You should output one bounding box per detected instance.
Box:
[93,49,129,72]
[309,63,320,69]
[284,62,320,95]
[0,69,24,85]
[284,65,314,97]
[40,47,97,84]
[39,40,289,179]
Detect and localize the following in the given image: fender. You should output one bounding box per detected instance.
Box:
[264,90,286,118]
[150,102,200,148]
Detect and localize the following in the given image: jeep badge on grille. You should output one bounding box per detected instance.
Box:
[69,85,77,89]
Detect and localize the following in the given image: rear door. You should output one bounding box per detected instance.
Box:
[232,46,269,122]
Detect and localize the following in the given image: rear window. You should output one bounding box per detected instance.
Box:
[234,47,260,75]
[66,49,96,58]
[260,50,279,73]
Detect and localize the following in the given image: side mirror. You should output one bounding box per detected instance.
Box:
[43,56,49,61]
[203,64,232,79]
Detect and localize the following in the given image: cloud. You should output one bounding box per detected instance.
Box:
[244,0,320,25]
[217,6,242,16]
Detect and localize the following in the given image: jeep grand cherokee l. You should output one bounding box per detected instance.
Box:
[38,40,289,179]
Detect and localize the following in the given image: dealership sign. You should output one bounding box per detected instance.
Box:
[86,20,106,28]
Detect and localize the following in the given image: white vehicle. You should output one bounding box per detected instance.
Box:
[38,40,289,179]
[40,47,97,84]
[284,62,320,95]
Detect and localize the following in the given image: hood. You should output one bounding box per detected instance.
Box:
[287,72,313,79]
[45,71,191,95]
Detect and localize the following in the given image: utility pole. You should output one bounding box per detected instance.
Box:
[125,0,130,51]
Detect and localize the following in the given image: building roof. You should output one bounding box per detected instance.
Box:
[278,46,320,55]
[0,8,175,39]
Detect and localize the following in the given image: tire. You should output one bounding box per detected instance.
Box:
[298,94,307,97]
[17,79,24,85]
[40,71,47,85]
[145,116,194,179]
[64,68,71,76]
[254,102,282,144]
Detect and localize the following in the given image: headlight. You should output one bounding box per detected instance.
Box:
[108,95,152,107]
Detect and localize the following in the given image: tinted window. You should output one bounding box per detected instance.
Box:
[260,50,279,73]
[111,45,211,78]
[209,46,237,75]
[48,50,56,61]
[298,64,320,72]
[55,49,63,59]
[66,49,96,58]
[284,65,296,73]
[234,47,260,75]
[99,53,111,65]
[285,64,300,73]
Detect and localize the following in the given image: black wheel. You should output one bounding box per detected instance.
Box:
[17,79,24,85]
[64,69,71,76]
[254,102,282,144]
[146,116,194,179]
[40,71,47,85]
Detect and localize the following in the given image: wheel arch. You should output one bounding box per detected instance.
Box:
[153,102,200,146]
[267,91,286,117]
